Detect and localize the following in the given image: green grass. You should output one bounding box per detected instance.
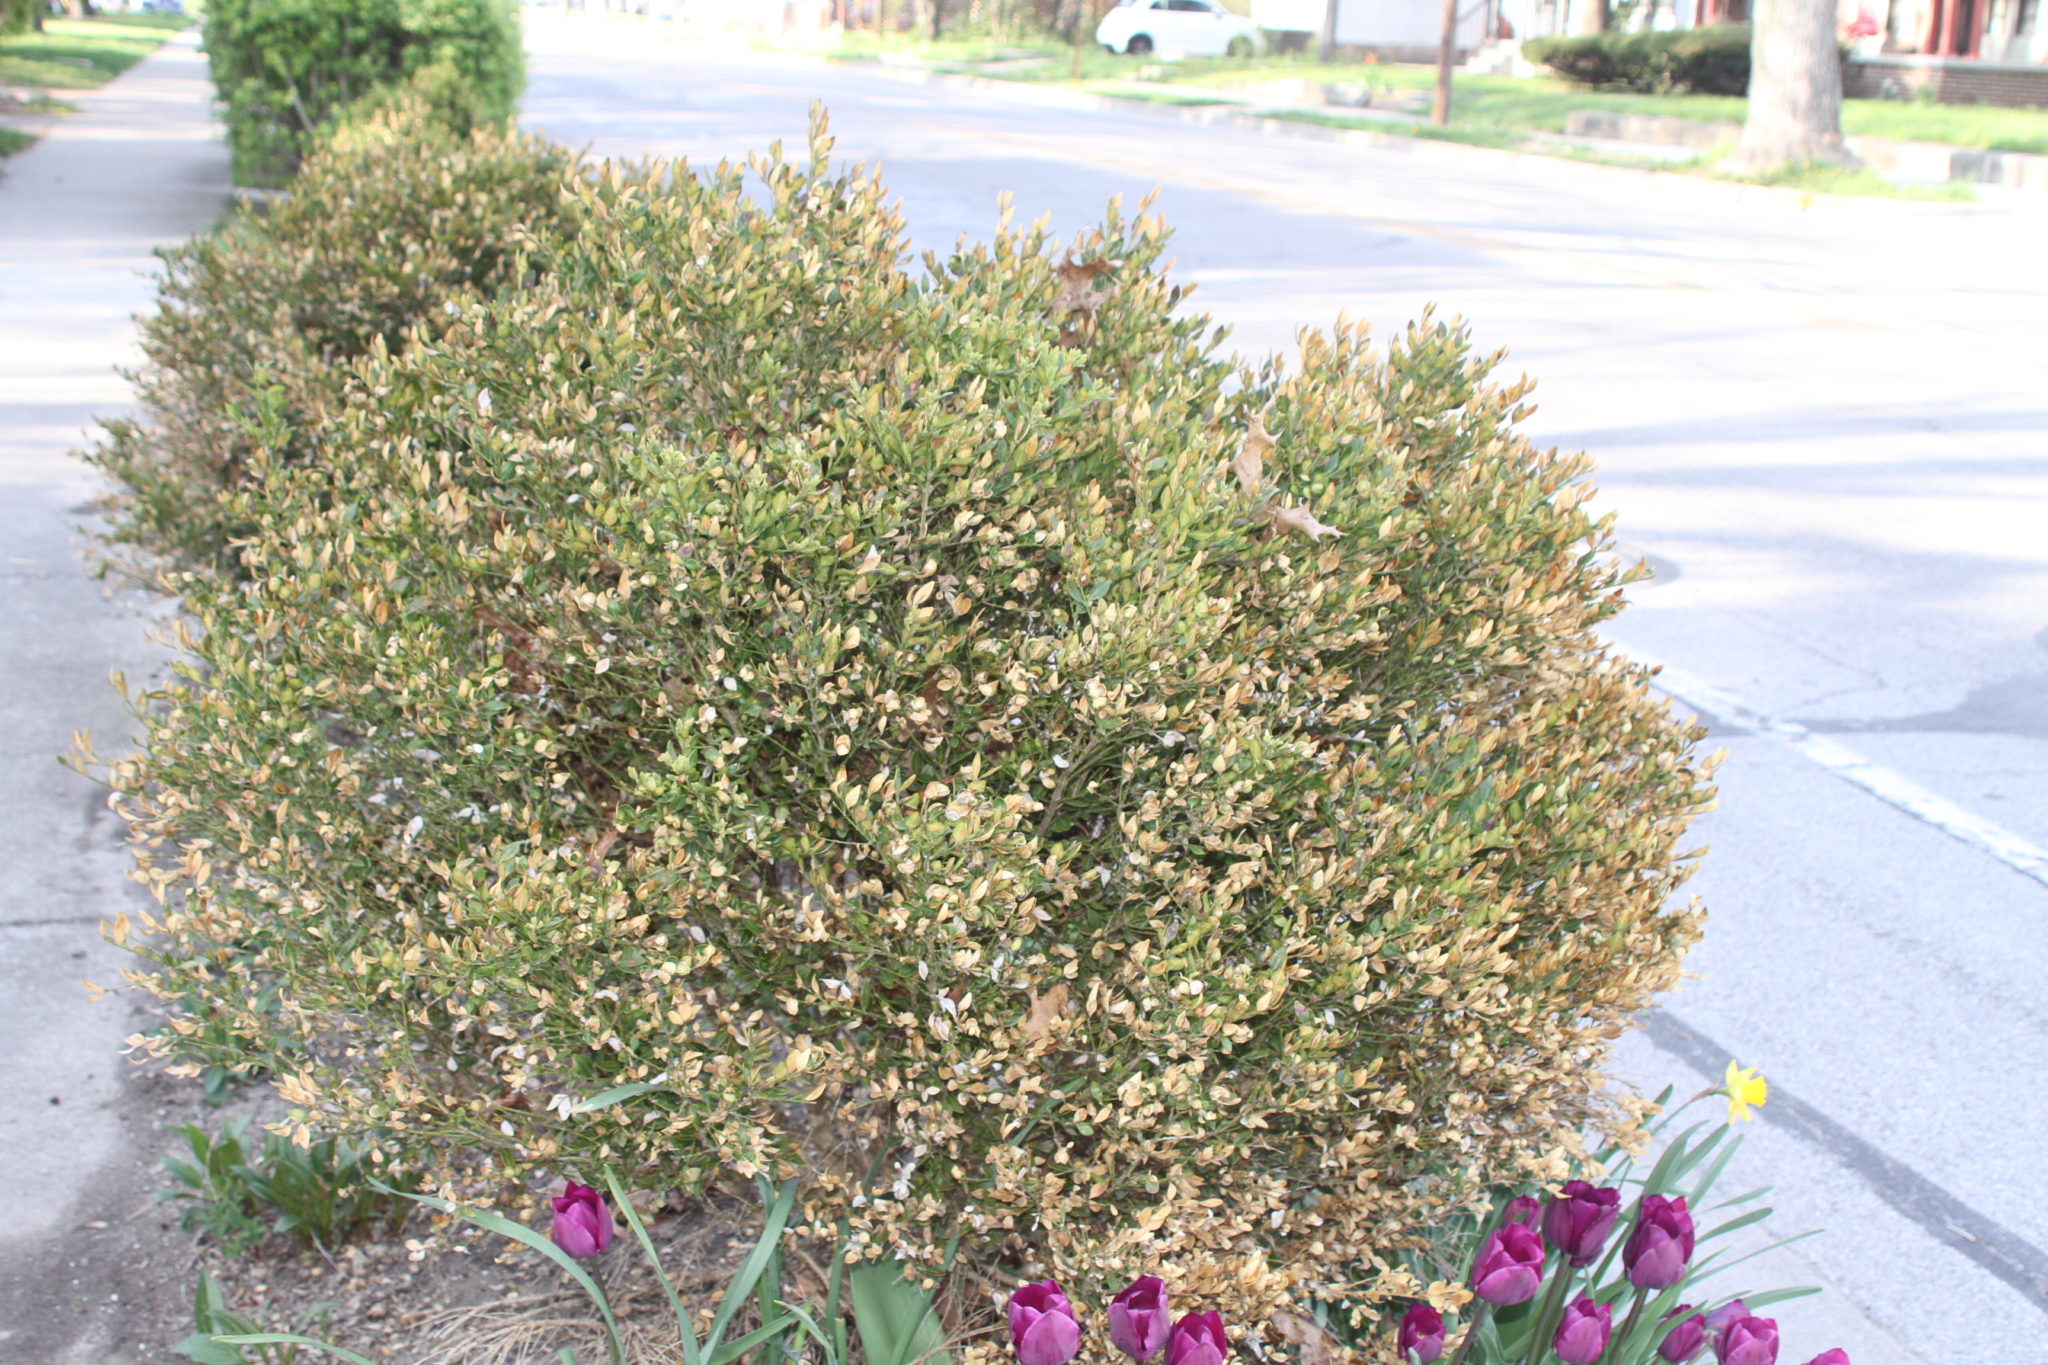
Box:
[1726,157,1977,199]
[0,124,30,155]
[0,12,189,92]
[830,32,2048,157]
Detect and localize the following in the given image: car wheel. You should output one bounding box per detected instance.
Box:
[1225,34,1253,56]
[1126,33,1154,53]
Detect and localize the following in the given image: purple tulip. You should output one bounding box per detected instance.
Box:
[1714,1318,1780,1365]
[1658,1309,1708,1362]
[1704,1301,1749,1340]
[1396,1304,1445,1364]
[549,1181,613,1259]
[1553,1295,1612,1365]
[1504,1195,1542,1228]
[1798,1353,1850,1365]
[1624,1194,1696,1290]
[1543,1181,1622,1267]
[1009,1281,1082,1365]
[1165,1312,1229,1365]
[1469,1223,1546,1305]
[1109,1276,1171,1361]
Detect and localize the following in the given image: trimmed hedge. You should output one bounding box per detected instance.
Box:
[103,112,1710,1332]
[201,0,523,185]
[92,83,576,576]
[1526,25,1752,96]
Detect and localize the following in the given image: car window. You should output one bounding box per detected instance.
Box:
[1166,1,1215,11]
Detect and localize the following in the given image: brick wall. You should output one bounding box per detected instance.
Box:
[1844,55,2048,107]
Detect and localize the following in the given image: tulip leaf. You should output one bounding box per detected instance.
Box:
[709,1313,806,1365]
[1684,1130,1742,1206]
[213,1333,381,1365]
[849,1261,948,1365]
[1732,1285,1821,1310]
[378,1184,624,1365]
[1689,1227,1822,1283]
[704,1179,800,1359]
[1705,1185,1773,1210]
[602,1168,704,1365]
[172,1335,249,1365]
[1698,1206,1773,1243]
[1638,1120,1710,1196]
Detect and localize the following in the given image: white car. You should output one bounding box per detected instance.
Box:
[1095,0,1262,57]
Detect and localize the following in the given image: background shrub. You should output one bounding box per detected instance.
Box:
[106,118,1710,1333]
[91,83,575,577]
[1526,25,1753,95]
[200,0,523,185]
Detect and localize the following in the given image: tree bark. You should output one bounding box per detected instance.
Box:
[1319,0,1340,60]
[1431,0,1457,125]
[1571,0,1607,35]
[1733,0,1851,168]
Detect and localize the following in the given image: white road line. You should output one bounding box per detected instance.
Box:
[1624,648,2048,891]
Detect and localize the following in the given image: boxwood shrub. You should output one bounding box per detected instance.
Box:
[201,0,523,185]
[105,117,1710,1328]
[1526,25,1752,95]
[91,85,576,577]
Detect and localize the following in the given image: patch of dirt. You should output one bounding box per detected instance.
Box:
[0,1040,774,1365]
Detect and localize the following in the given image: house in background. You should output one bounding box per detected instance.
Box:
[1251,0,2045,104]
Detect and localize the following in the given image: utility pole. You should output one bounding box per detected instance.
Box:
[1431,0,1457,125]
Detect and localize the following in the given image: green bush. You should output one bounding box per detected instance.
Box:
[1,0,34,39]
[106,119,1710,1326]
[200,0,523,185]
[1526,25,1752,95]
[91,86,576,576]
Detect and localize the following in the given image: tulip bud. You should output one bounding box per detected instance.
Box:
[1798,1353,1849,1365]
[1658,1310,1707,1362]
[1714,1317,1779,1365]
[1552,1294,1612,1365]
[1624,1194,1696,1290]
[549,1181,613,1259]
[1542,1182,1622,1267]
[1163,1309,1220,1365]
[1165,1312,1229,1365]
[1009,1282,1082,1365]
[1109,1277,1171,1361]
[1703,1301,1748,1340]
[1469,1223,1546,1306]
[1504,1195,1542,1228]
[1396,1304,1445,1364]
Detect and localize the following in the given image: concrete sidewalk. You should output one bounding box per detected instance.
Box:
[0,29,229,1363]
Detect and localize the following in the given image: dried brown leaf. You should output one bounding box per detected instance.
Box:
[1232,410,1273,496]
[1053,255,1116,318]
[1272,1311,1341,1365]
[1266,505,1344,541]
[1022,981,1069,1041]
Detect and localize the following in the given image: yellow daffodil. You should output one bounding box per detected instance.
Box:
[1721,1060,1768,1122]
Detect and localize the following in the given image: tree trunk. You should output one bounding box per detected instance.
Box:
[1431,0,1457,124]
[1571,0,1607,34]
[1318,0,1339,60]
[1733,0,1851,167]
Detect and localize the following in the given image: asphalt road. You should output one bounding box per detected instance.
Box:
[517,14,2048,1362]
